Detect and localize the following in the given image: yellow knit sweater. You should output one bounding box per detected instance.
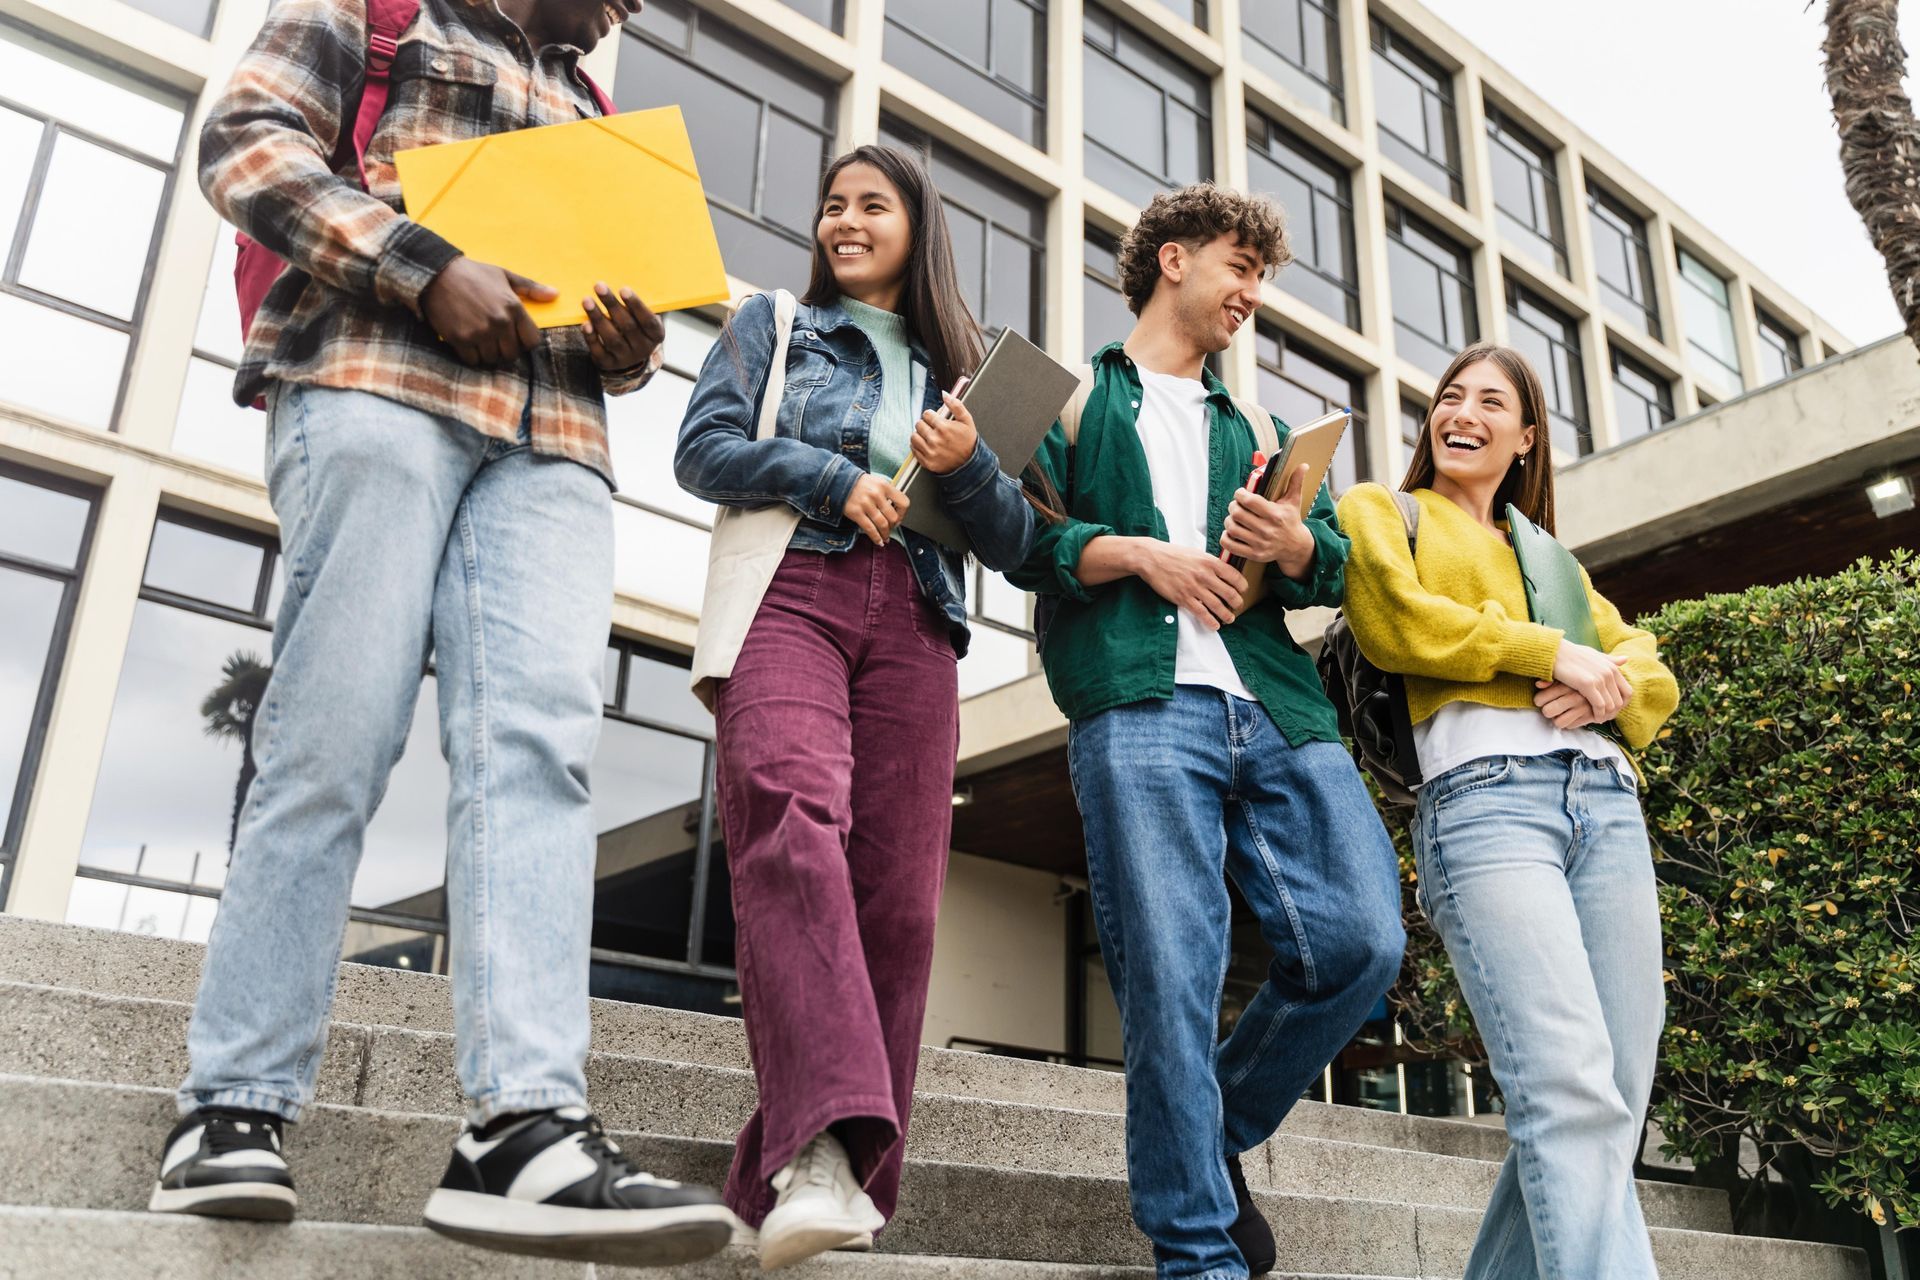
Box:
[1335,483,1678,750]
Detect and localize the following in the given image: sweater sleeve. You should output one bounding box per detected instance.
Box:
[1335,484,1565,682]
[1584,570,1680,749]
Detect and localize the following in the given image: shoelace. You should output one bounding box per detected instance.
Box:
[794,1135,840,1191]
[202,1111,280,1157]
[565,1113,662,1185]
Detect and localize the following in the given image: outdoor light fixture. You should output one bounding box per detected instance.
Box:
[1865,474,1915,519]
[951,786,974,808]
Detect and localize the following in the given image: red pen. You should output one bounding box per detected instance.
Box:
[1223,450,1268,560]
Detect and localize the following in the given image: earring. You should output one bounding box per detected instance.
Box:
[1518,453,1528,466]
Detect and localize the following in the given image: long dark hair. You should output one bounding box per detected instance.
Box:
[804,144,1062,523]
[1400,342,1557,535]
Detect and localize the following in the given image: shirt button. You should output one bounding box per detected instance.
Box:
[1164,614,1175,624]
[431,57,450,72]
[1131,400,1140,409]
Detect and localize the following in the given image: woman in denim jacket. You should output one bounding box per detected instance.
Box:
[675,144,1042,1269]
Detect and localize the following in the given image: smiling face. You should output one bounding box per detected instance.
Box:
[1428,358,1536,487]
[1165,233,1265,355]
[816,162,913,306]
[536,0,640,52]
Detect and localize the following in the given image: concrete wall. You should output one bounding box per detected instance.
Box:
[923,853,1069,1057]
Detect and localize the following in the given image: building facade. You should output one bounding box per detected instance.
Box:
[0,0,1869,1119]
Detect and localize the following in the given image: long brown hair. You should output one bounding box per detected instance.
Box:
[803,144,1063,523]
[1399,342,1556,535]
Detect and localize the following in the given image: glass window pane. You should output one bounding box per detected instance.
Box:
[605,320,717,527]
[81,602,272,883]
[978,568,1029,631]
[143,519,264,611]
[613,503,711,614]
[0,474,90,568]
[1083,263,1135,354]
[958,622,1032,698]
[0,106,42,251]
[772,0,840,30]
[986,225,1039,339]
[590,717,707,961]
[0,25,185,162]
[193,226,245,364]
[0,567,64,838]
[0,290,128,429]
[621,652,713,739]
[113,0,214,36]
[172,357,264,480]
[17,134,167,321]
[762,111,829,240]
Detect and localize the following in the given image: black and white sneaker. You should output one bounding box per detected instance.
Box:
[422,1107,735,1266]
[148,1107,297,1221]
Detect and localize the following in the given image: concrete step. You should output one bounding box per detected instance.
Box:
[0,979,1730,1232]
[0,915,1510,1162]
[0,1075,1869,1279]
[0,1206,1172,1279]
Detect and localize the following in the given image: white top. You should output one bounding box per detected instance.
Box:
[1413,701,1628,786]
[1132,367,1255,701]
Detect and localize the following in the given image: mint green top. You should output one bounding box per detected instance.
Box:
[841,298,923,479]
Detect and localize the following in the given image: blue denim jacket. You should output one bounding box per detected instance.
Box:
[675,294,1036,655]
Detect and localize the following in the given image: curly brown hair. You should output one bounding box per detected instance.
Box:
[1116,184,1292,316]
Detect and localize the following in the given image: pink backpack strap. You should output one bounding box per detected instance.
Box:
[348,0,420,184]
[582,73,616,117]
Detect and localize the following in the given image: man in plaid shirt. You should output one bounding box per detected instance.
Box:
[149,0,735,1265]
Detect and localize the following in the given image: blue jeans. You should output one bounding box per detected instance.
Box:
[180,384,613,1126]
[1413,752,1665,1280]
[1068,688,1406,1280]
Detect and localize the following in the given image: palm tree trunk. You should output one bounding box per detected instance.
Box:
[1826,0,1920,355]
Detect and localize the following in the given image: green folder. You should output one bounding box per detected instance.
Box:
[1505,504,1601,649]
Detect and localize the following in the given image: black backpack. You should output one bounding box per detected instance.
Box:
[1317,491,1423,806]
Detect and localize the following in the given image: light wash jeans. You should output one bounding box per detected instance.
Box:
[1412,751,1665,1280]
[1068,688,1407,1280]
[180,383,613,1127]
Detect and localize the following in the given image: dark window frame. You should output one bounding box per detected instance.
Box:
[1384,201,1478,376]
[1586,184,1660,340]
[0,462,99,905]
[1253,319,1371,490]
[1504,278,1590,455]
[619,5,838,289]
[1083,5,1216,207]
[1609,344,1675,442]
[0,21,190,433]
[1368,18,1462,204]
[1675,245,1744,393]
[1755,306,1806,384]
[1241,0,1344,123]
[771,0,843,33]
[1246,108,1359,330]
[882,0,1047,145]
[1485,103,1567,277]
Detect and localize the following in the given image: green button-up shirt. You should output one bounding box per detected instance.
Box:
[1007,343,1348,745]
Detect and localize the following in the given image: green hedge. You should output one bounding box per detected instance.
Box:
[1384,553,1920,1232]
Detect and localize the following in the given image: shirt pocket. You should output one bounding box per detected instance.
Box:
[376,43,500,158]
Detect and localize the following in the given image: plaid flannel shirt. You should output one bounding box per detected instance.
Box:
[201,0,653,484]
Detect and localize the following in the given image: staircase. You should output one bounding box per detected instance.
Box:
[0,915,1870,1279]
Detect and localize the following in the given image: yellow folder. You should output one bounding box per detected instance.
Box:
[394,105,730,329]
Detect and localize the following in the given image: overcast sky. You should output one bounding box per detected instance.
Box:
[1419,0,1914,346]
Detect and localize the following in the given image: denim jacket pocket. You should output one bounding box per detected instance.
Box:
[1426,755,1517,809]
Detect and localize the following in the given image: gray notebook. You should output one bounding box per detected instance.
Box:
[894,327,1081,555]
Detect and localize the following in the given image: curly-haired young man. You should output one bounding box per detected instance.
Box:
[1010,186,1405,1280]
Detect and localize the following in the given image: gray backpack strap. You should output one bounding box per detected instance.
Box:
[1390,489,1421,553]
[1057,364,1096,444]
[1228,395,1281,457]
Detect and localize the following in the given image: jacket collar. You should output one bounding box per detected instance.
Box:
[799,297,933,368]
[1093,340,1237,408]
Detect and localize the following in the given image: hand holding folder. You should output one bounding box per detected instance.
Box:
[394,105,730,329]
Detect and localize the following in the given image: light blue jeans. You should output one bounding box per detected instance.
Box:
[1413,751,1665,1280]
[1069,688,1407,1280]
[180,384,613,1126]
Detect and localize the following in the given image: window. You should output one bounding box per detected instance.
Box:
[1611,346,1674,443]
[881,119,1045,341]
[1246,111,1357,329]
[618,1,837,290]
[116,0,217,37]
[71,513,737,1009]
[0,466,95,904]
[960,563,1036,698]
[1504,280,1589,455]
[604,311,720,615]
[1084,6,1214,208]
[771,0,841,32]
[883,0,1045,146]
[1242,0,1343,123]
[1485,105,1565,277]
[1147,0,1208,27]
[1587,186,1659,340]
[1755,308,1805,386]
[1369,19,1460,204]
[1255,322,1368,493]
[1400,394,1425,455]
[0,23,186,431]
[1084,228,1136,352]
[172,225,262,479]
[1384,203,1476,379]
[1676,248,1743,400]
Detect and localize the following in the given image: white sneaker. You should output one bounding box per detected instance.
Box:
[756,1132,871,1270]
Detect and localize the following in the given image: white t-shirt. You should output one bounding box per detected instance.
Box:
[1413,701,1628,786]
[1132,367,1255,701]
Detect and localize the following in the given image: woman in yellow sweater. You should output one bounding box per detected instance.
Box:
[1337,342,1678,1280]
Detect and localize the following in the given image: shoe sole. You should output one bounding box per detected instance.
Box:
[148,1181,296,1222]
[758,1217,870,1271]
[422,1189,734,1266]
